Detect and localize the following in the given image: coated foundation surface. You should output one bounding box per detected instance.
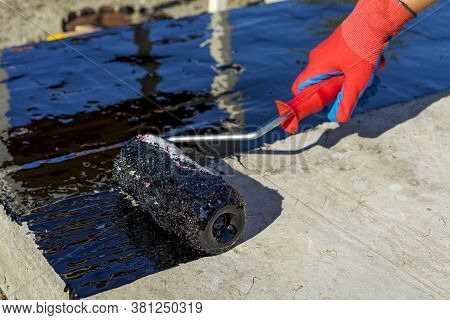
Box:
[0,1,449,298]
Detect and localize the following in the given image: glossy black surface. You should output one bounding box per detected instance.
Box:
[22,191,202,299]
[0,0,449,298]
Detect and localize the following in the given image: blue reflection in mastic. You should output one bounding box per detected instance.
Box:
[0,0,449,298]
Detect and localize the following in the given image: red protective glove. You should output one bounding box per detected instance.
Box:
[276,0,415,134]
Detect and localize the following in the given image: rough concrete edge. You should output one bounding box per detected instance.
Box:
[0,204,68,300]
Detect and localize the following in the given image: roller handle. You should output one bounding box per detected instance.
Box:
[275,75,345,134]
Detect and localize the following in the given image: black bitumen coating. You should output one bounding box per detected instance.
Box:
[23,190,204,300]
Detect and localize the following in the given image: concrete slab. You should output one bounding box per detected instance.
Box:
[92,91,450,299]
[0,208,68,300]
[1,91,449,299]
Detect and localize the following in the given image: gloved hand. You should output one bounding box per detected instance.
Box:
[276,0,415,134]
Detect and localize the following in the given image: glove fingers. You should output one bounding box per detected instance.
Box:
[278,75,345,133]
[291,60,343,96]
[328,67,375,123]
[291,65,318,95]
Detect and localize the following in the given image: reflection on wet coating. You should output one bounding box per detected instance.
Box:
[23,191,202,299]
[0,0,449,298]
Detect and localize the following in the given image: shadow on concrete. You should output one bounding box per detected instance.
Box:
[245,90,450,156]
[221,167,283,243]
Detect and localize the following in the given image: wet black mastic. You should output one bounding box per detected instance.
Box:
[113,134,246,255]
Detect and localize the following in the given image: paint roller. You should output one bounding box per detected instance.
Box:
[113,76,344,255]
[113,135,246,255]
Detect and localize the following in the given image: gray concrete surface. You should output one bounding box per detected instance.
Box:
[0,288,6,300]
[1,91,449,299]
[0,0,261,50]
[0,208,69,300]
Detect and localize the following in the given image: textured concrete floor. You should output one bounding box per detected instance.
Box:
[94,91,449,299]
[0,288,6,300]
[1,92,449,299]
